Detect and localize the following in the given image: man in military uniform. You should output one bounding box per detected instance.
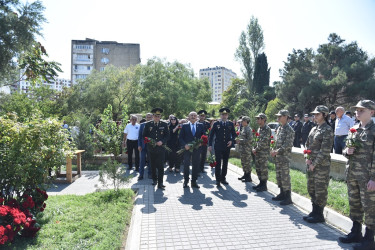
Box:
[252,113,272,192]
[271,110,295,205]
[142,108,170,190]
[303,105,334,223]
[292,114,303,148]
[236,116,253,183]
[208,107,237,187]
[301,114,314,147]
[198,110,211,173]
[339,100,375,250]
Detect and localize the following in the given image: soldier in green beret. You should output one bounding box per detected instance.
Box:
[339,100,375,250]
[303,105,334,223]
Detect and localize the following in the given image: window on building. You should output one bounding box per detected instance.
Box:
[101,58,109,65]
[101,48,110,54]
[87,66,91,70]
[76,54,90,61]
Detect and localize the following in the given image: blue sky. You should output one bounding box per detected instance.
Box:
[37,0,375,83]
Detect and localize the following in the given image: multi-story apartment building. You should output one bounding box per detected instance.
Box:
[71,38,140,83]
[17,77,72,93]
[199,66,237,102]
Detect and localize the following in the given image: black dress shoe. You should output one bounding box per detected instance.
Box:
[158,185,165,190]
[216,182,222,188]
[183,182,189,188]
[221,180,229,185]
[191,182,200,188]
[138,176,143,181]
[152,180,157,185]
[201,170,207,173]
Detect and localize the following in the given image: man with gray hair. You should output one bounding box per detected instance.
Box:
[123,115,140,171]
[334,106,354,154]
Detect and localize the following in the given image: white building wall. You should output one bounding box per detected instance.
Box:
[199,66,237,102]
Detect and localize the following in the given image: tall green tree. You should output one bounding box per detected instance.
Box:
[253,53,270,94]
[139,58,211,117]
[235,16,265,92]
[0,0,46,82]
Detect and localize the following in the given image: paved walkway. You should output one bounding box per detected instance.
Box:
[48,164,353,250]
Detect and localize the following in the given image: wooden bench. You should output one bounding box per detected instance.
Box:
[55,150,85,183]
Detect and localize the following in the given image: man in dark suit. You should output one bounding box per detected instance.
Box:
[208,107,237,187]
[138,113,153,180]
[301,114,313,147]
[198,109,211,173]
[292,114,303,148]
[142,108,170,190]
[179,111,205,188]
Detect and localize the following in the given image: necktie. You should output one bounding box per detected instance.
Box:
[192,124,196,136]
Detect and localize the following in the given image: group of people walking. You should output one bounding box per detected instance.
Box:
[123,99,375,250]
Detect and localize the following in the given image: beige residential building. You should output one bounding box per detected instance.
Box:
[199,66,237,102]
[71,38,140,83]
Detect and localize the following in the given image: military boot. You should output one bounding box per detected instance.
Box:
[242,173,251,182]
[303,203,316,221]
[306,205,325,223]
[353,227,374,250]
[256,180,267,192]
[252,182,260,190]
[238,173,246,181]
[272,188,285,201]
[339,221,363,243]
[280,190,293,205]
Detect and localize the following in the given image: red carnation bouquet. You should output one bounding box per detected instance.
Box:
[144,137,171,152]
[201,135,208,146]
[177,137,202,155]
[345,128,361,149]
[208,153,217,168]
[303,149,312,160]
[252,130,260,147]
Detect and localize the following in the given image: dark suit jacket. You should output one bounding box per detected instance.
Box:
[138,123,146,149]
[179,122,205,147]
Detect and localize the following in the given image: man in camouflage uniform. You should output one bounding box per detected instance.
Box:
[270,110,295,205]
[339,100,375,250]
[303,105,334,223]
[236,116,253,183]
[252,113,272,192]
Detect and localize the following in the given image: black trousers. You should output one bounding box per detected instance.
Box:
[148,145,165,185]
[168,149,180,169]
[214,146,231,182]
[127,139,139,169]
[183,148,200,182]
[199,145,208,171]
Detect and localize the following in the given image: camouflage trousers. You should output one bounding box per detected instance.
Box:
[275,155,291,191]
[240,151,252,174]
[255,154,268,181]
[307,164,330,207]
[347,168,375,230]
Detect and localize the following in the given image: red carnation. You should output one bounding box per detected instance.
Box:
[270,136,274,139]
[201,135,208,146]
[236,131,240,136]
[255,132,260,137]
[349,128,357,133]
[0,205,10,217]
[271,140,275,144]
[144,137,151,144]
[40,207,44,212]
[252,129,256,133]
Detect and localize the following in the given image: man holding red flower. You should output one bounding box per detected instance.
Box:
[179,111,205,188]
[198,110,211,173]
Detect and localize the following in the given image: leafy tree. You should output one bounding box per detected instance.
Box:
[139,58,211,118]
[68,65,141,121]
[0,0,47,82]
[235,16,265,92]
[276,33,375,113]
[265,97,285,121]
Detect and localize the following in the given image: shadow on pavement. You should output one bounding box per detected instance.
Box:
[178,187,213,210]
[211,185,248,208]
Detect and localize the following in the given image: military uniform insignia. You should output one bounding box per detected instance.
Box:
[149,127,153,131]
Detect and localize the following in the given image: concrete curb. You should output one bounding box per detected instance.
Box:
[125,188,141,250]
[227,163,353,234]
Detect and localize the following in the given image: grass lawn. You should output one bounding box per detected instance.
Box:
[7,189,135,249]
[229,158,350,216]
